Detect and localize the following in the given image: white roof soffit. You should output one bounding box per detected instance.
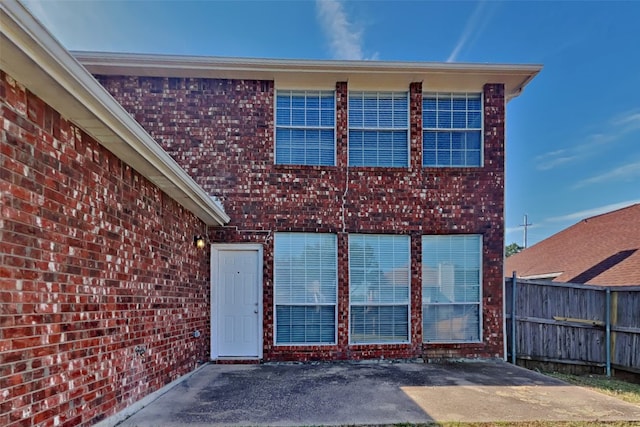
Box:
[0,0,229,226]
[74,51,542,99]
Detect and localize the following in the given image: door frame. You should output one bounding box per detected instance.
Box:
[210,243,263,360]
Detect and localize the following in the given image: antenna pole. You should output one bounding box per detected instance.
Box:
[520,214,533,248]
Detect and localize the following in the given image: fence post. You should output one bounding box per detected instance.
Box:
[605,287,611,377]
[511,271,517,365]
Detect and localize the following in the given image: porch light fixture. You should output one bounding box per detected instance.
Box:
[194,235,206,249]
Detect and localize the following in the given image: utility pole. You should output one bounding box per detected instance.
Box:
[520,214,532,248]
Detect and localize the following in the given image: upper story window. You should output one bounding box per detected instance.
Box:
[275,90,335,166]
[423,93,482,167]
[348,91,409,167]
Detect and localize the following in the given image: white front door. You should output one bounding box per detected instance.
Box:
[211,244,263,359]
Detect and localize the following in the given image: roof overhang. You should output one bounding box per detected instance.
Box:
[0,0,229,226]
[73,52,542,100]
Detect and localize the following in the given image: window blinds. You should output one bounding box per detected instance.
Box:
[422,234,482,342]
[349,92,409,167]
[276,90,335,166]
[423,93,482,167]
[349,234,410,343]
[274,233,337,344]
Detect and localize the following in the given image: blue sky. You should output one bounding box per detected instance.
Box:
[24,0,640,247]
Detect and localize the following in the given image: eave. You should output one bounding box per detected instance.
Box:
[0,0,230,226]
[74,52,542,100]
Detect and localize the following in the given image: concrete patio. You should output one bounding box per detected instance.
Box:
[111,360,640,426]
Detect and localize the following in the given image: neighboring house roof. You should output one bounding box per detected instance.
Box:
[506,204,640,286]
[73,53,542,101]
[0,0,229,226]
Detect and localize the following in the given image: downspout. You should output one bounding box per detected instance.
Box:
[605,287,611,377]
[511,271,517,365]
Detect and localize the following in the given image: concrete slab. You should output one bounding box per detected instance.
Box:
[115,360,640,426]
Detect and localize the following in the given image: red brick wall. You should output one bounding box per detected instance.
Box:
[96,75,506,361]
[0,71,211,427]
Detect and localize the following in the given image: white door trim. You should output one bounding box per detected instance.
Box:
[210,243,263,360]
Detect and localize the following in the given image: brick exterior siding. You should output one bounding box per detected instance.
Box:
[96,75,506,362]
[0,71,211,427]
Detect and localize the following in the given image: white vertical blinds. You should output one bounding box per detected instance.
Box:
[422,234,482,342]
[348,91,409,167]
[423,93,482,167]
[276,90,335,166]
[274,233,337,345]
[349,234,410,344]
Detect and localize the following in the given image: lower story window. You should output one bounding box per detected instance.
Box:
[422,234,482,342]
[349,234,410,344]
[274,233,337,345]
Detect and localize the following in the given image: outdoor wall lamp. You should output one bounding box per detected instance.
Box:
[194,235,206,249]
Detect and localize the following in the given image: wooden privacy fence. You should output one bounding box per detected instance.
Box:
[505,277,640,375]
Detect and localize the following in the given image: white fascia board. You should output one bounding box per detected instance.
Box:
[518,272,564,280]
[0,0,229,226]
[74,51,542,100]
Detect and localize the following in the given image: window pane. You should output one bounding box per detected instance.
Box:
[425,110,436,128]
[468,96,481,111]
[276,305,336,344]
[276,108,290,126]
[422,235,482,342]
[424,97,436,111]
[276,94,291,108]
[453,111,467,128]
[437,111,452,128]
[274,233,337,345]
[468,111,481,128]
[466,150,481,167]
[466,131,481,150]
[451,150,464,166]
[306,109,320,126]
[423,304,479,342]
[423,131,436,150]
[350,306,409,344]
[452,97,467,111]
[422,93,482,167]
[291,109,305,126]
[437,97,452,110]
[306,95,320,109]
[451,132,464,150]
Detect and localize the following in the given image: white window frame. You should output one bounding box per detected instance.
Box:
[273,232,338,346]
[274,90,336,166]
[422,234,483,343]
[348,91,410,167]
[348,234,411,345]
[422,92,483,167]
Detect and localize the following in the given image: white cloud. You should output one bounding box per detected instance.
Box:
[447,1,493,63]
[547,199,640,223]
[534,149,580,171]
[612,110,640,129]
[535,108,640,171]
[573,160,640,189]
[316,0,371,60]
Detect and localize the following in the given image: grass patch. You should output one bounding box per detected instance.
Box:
[386,422,637,426]
[544,372,640,406]
[380,422,638,427]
